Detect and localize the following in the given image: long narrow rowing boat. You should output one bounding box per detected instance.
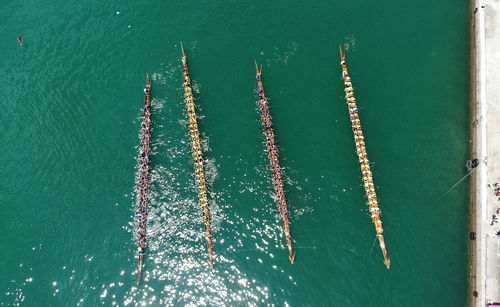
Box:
[181,42,214,268]
[254,60,294,263]
[339,47,390,269]
[136,74,152,284]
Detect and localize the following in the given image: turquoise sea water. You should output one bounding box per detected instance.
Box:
[0,1,470,306]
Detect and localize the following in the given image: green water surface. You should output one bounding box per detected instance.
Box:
[0,1,470,306]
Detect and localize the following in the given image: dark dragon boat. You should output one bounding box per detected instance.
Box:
[136,73,152,284]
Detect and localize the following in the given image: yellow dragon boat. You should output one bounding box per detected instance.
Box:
[340,47,390,269]
[181,42,214,268]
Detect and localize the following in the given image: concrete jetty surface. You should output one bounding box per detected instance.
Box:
[470,0,500,306]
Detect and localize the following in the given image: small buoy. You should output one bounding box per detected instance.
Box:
[116,11,120,14]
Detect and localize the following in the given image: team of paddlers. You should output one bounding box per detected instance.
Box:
[136,74,151,284]
[255,61,295,264]
[182,44,214,268]
[133,47,391,284]
[340,47,390,269]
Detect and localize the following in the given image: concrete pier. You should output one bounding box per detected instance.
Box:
[470,0,500,306]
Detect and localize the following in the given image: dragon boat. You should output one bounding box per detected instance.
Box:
[255,60,294,263]
[339,47,390,269]
[181,42,214,268]
[136,73,152,284]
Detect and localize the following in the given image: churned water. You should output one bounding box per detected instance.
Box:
[0,0,470,306]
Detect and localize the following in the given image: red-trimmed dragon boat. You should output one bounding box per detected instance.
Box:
[255,60,294,263]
